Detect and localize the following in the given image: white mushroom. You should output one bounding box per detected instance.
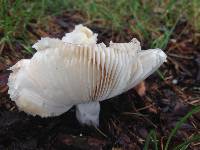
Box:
[8,24,167,127]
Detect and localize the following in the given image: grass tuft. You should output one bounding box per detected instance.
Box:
[0,0,199,54]
[143,106,200,150]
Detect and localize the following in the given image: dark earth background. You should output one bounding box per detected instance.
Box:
[0,11,200,150]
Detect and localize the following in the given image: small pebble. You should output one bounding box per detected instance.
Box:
[170,39,177,43]
[172,79,178,84]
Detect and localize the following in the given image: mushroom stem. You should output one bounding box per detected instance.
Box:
[76,101,100,127]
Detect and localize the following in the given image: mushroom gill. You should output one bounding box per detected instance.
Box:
[8,24,167,126]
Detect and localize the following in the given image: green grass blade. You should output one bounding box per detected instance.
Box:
[152,130,158,150]
[143,130,158,150]
[164,106,200,150]
[143,130,154,150]
[174,134,200,150]
[156,70,165,80]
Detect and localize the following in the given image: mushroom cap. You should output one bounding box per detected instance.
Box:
[8,25,167,117]
[62,24,97,45]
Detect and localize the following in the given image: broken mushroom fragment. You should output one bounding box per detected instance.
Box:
[8,24,167,127]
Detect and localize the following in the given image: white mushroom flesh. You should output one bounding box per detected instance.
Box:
[8,24,167,126]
